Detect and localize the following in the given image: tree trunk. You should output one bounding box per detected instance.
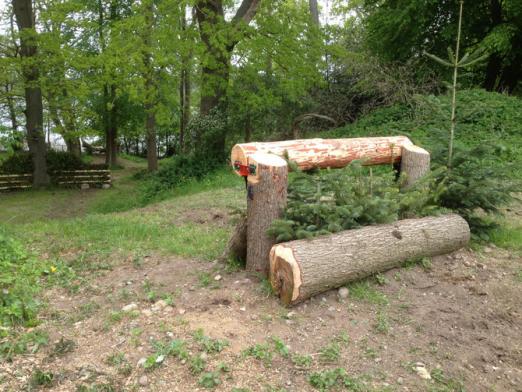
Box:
[195,0,261,157]
[179,9,192,152]
[143,0,157,172]
[12,0,50,187]
[218,215,247,263]
[146,111,158,172]
[246,153,288,275]
[232,136,413,175]
[308,0,319,25]
[399,144,430,188]
[5,83,18,132]
[270,214,470,306]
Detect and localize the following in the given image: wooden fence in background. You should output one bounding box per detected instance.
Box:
[0,169,111,192]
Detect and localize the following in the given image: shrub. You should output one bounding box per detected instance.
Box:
[0,228,46,327]
[140,153,222,202]
[320,89,521,237]
[0,150,107,174]
[268,162,442,242]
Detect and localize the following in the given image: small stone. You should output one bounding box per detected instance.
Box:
[397,377,404,384]
[286,311,296,319]
[137,357,147,367]
[138,375,148,386]
[484,247,493,254]
[122,303,138,312]
[338,287,349,300]
[165,306,174,313]
[214,275,222,281]
[328,306,336,312]
[154,300,167,309]
[155,355,165,363]
[239,306,246,312]
[102,183,111,189]
[415,365,431,380]
[178,308,186,315]
[166,332,174,338]
[286,380,292,386]
[321,297,327,302]
[200,352,208,361]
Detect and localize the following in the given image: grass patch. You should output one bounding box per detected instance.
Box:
[489,224,522,252]
[346,280,388,306]
[11,212,230,262]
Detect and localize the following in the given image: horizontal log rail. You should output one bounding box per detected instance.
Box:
[231,136,413,176]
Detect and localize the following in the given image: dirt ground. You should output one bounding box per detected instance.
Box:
[1,224,521,391]
[0,165,521,391]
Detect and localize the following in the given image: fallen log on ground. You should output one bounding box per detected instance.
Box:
[269,214,470,306]
[231,136,413,175]
[246,153,288,275]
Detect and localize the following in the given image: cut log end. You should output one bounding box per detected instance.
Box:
[270,245,302,305]
[247,152,288,184]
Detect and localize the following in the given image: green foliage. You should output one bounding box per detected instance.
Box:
[0,228,46,327]
[0,151,107,174]
[271,336,289,358]
[192,329,229,353]
[308,368,362,391]
[243,343,273,366]
[319,342,341,363]
[269,162,440,242]
[198,371,221,389]
[140,153,223,202]
[0,330,48,360]
[324,89,521,237]
[347,281,388,306]
[189,355,207,375]
[28,369,54,389]
[291,353,313,368]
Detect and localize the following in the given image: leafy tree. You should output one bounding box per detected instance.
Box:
[11,0,50,186]
[353,0,522,93]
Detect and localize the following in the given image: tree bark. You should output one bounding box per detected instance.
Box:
[179,8,192,152]
[143,0,158,172]
[218,215,247,263]
[195,0,261,156]
[5,83,19,132]
[308,0,319,26]
[246,153,288,275]
[12,0,50,186]
[399,144,430,188]
[232,136,413,175]
[270,214,470,306]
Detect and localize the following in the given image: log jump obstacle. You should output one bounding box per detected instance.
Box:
[229,136,469,305]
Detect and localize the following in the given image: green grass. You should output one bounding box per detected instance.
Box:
[346,280,389,306]
[489,223,522,252]
[120,153,147,163]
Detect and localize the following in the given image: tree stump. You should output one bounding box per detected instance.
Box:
[232,136,413,174]
[246,153,288,275]
[270,214,470,306]
[218,215,247,264]
[400,144,430,188]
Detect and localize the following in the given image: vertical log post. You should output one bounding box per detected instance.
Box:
[246,153,288,275]
[400,145,430,189]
